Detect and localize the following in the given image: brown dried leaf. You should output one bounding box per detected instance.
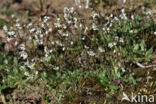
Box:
[0,29,6,38]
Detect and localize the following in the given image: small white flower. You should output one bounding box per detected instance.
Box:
[70,7,74,13]
[85,0,89,8]
[110,14,113,18]
[146,11,152,15]
[45,54,48,57]
[16,19,20,22]
[113,50,116,53]
[113,42,117,46]
[114,17,119,21]
[41,24,45,28]
[20,51,28,59]
[8,31,15,36]
[7,38,11,42]
[27,23,32,28]
[16,23,20,27]
[82,37,85,40]
[54,66,59,70]
[39,41,43,45]
[52,41,55,45]
[92,13,99,19]
[49,49,53,53]
[79,24,82,28]
[154,32,156,35]
[29,37,32,40]
[48,28,52,32]
[87,50,96,56]
[62,47,65,51]
[121,9,125,13]
[108,42,114,48]
[35,71,38,75]
[119,38,124,43]
[71,41,73,45]
[98,47,105,53]
[20,44,25,50]
[92,23,98,31]
[29,28,35,33]
[123,0,126,3]
[3,25,8,32]
[40,34,43,38]
[11,14,15,18]
[24,72,29,76]
[45,31,48,34]
[130,30,133,33]
[131,15,134,20]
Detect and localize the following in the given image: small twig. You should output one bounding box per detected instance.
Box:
[134,61,156,69]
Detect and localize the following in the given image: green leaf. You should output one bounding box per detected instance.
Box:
[111,84,118,91]
[146,48,153,57]
[133,44,139,52]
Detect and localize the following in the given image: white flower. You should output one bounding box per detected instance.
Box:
[92,23,98,31]
[123,0,126,3]
[16,23,20,27]
[98,47,105,53]
[85,0,90,8]
[110,14,113,18]
[131,15,134,20]
[8,31,15,36]
[130,30,133,33]
[54,23,61,28]
[11,14,15,18]
[3,25,8,32]
[108,42,114,48]
[121,9,125,13]
[20,44,25,50]
[62,47,65,51]
[69,7,74,13]
[119,38,124,43]
[39,40,43,44]
[54,66,59,70]
[40,34,43,38]
[71,41,73,45]
[79,24,82,28]
[84,27,88,33]
[29,28,35,33]
[48,28,52,32]
[154,32,156,35]
[87,50,96,56]
[35,71,38,75]
[16,19,20,22]
[24,72,29,76]
[7,38,11,42]
[114,17,119,21]
[45,54,48,57]
[45,31,48,34]
[49,49,53,53]
[57,18,60,21]
[113,42,117,46]
[27,23,32,28]
[92,13,99,19]
[82,37,85,40]
[113,50,116,53]
[146,11,152,15]
[20,51,28,59]
[41,24,45,28]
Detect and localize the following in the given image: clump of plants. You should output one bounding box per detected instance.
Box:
[0,0,156,103]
